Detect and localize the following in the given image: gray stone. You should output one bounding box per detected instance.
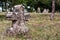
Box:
[6,4,29,36]
[37,7,41,13]
[43,9,49,13]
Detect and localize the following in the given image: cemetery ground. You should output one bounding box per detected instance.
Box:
[0,12,60,40]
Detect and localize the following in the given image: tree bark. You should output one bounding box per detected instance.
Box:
[50,0,55,20]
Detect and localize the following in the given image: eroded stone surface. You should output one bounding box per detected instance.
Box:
[6,4,29,36]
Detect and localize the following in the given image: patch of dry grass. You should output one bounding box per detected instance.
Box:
[0,13,60,40]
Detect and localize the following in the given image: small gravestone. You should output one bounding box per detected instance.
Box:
[43,9,49,13]
[6,4,29,36]
[46,9,49,13]
[43,9,47,13]
[37,7,41,13]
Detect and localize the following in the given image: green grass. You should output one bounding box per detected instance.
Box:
[0,12,60,40]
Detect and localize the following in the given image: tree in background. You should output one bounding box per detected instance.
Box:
[55,0,60,11]
[0,0,60,12]
[50,0,55,20]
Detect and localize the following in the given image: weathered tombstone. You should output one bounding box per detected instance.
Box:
[43,9,49,13]
[46,9,49,13]
[43,9,47,13]
[37,7,41,13]
[6,4,29,36]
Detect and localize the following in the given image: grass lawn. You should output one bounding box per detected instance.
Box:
[0,12,60,40]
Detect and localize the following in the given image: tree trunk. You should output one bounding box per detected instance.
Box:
[50,0,55,20]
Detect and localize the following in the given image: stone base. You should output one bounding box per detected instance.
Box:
[6,26,29,36]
